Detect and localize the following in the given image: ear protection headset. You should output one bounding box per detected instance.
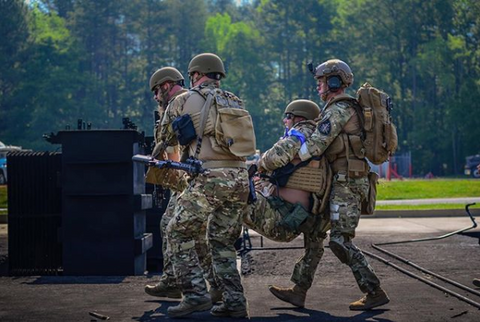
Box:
[327,75,342,92]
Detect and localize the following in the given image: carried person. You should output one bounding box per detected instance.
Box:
[243,99,332,308]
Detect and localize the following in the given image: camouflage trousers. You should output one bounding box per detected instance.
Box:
[329,176,381,293]
[158,191,217,290]
[166,167,249,310]
[243,193,330,290]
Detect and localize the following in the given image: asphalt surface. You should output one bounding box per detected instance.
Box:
[1,212,480,322]
[377,197,480,205]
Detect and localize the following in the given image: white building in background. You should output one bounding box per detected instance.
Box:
[0,141,23,184]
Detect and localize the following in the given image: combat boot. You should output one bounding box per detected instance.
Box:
[210,303,248,318]
[167,297,212,318]
[473,278,480,287]
[349,287,390,310]
[268,284,307,308]
[144,282,182,299]
[209,288,223,304]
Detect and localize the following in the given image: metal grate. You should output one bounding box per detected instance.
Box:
[7,151,62,275]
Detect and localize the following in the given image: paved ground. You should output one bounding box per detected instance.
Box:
[377,197,480,205]
[1,211,480,321]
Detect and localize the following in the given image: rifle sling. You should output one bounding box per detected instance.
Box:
[193,90,214,159]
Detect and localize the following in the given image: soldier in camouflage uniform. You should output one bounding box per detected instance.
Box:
[158,54,251,318]
[296,59,390,310]
[144,67,220,302]
[243,99,331,308]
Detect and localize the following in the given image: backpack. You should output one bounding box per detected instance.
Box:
[211,89,257,157]
[356,82,398,165]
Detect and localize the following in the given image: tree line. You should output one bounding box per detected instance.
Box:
[1,0,479,176]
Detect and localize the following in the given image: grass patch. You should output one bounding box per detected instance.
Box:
[376,203,479,211]
[377,179,480,200]
[0,185,6,208]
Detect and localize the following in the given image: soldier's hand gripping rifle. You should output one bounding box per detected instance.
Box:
[132,154,206,175]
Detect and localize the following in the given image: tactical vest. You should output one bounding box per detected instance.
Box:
[285,156,332,216]
[324,95,369,179]
[154,88,188,154]
[146,88,188,190]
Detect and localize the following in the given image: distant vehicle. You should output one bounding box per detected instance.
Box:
[0,141,23,185]
[464,154,480,178]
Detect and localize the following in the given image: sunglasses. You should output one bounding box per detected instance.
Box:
[284,113,295,120]
[153,85,161,96]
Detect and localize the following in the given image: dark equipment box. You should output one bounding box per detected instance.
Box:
[8,129,153,276]
[55,130,152,275]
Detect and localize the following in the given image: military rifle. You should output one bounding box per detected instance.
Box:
[247,163,258,204]
[132,154,206,174]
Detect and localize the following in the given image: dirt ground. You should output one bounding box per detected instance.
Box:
[1,215,480,322]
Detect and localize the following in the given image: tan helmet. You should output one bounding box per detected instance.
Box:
[314,59,354,87]
[149,67,184,91]
[188,53,226,79]
[284,99,320,121]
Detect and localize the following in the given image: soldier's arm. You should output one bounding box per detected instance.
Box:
[152,99,182,158]
[259,124,312,172]
[298,105,355,161]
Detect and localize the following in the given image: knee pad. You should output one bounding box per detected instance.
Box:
[329,235,352,265]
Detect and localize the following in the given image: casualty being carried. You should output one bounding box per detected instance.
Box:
[243,99,332,308]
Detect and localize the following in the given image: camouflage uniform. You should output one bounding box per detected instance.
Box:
[160,80,249,311]
[299,93,381,293]
[150,88,218,293]
[244,120,330,290]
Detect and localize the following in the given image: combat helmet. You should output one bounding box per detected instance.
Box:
[188,53,226,80]
[284,99,320,121]
[314,59,354,88]
[149,67,184,91]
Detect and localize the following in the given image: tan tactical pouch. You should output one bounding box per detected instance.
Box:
[215,108,256,157]
[145,151,188,192]
[385,122,398,155]
[361,171,379,215]
[310,163,333,216]
[284,158,328,194]
[343,134,369,179]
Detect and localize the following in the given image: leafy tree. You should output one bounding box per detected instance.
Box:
[0,0,30,144]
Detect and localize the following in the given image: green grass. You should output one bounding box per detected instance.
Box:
[0,185,6,208]
[377,178,480,200]
[0,179,478,212]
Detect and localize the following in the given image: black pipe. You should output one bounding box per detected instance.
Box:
[371,244,480,297]
[363,249,480,310]
[364,203,480,309]
[375,203,477,246]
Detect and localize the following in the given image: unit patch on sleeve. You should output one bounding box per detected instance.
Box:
[317,119,331,135]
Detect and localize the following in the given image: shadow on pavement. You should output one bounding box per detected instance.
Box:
[132,301,393,322]
[255,307,393,322]
[24,275,126,285]
[460,231,480,244]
